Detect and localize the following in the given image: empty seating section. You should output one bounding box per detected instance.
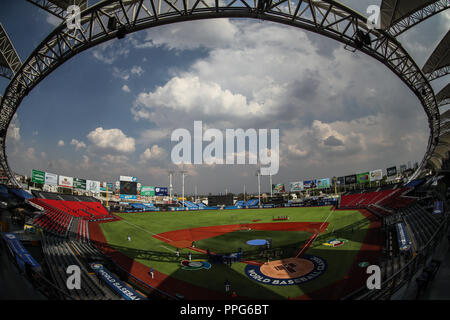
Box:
[197,202,207,208]
[340,187,415,210]
[377,189,416,209]
[400,204,441,251]
[9,188,34,200]
[235,200,244,206]
[245,199,259,206]
[41,234,113,300]
[29,198,110,220]
[32,207,72,237]
[179,200,198,209]
[367,205,392,218]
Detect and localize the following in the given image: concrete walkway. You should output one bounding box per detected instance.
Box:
[421,233,450,300]
[0,209,46,300]
[0,244,46,300]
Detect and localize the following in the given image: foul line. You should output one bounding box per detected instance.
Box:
[121,219,173,242]
[160,245,177,253]
[295,207,336,258]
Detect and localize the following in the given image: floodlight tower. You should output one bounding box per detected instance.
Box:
[180,170,187,208]
[168,171,174,204]
[256,168,261,208]
[270,173,273,198]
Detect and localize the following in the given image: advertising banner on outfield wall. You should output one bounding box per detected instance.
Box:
[73,178,86,190]
[155,187,168,196]
[272,184,285,193]
[315,178,330,189]
[44,172,58,186]
[120,194,138,200]
[386,166,397,177]
[356,172,370,184]
[303,180,316,189]
[31,169,45,184]
[370,169,383,182]
[289,181,304,192]
[86,180,100,192]
[120,176,137,182]
[140,186,155,196]
[58,175,73,188]
[344,174,357,185]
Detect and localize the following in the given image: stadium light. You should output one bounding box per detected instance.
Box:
[255,168,261,208]
[168,171,174,204]
[270,173,272,198]
[180,170,187,208]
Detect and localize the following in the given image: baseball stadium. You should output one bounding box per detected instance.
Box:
[0,0,450,302]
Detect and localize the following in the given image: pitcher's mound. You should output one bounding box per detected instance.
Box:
[260,257,314,279]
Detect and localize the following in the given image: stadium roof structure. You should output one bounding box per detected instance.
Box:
[0,0,446,186]
[440,119,450,132]
[422,30,450,81]
[441,109,450,122]
[380,0,450,36]
[0,23,22,80]
[436,83,450,107]
[26,0,89,19]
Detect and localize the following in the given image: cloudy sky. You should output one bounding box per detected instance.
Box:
[0,0,449,195]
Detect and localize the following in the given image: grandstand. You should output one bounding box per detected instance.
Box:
[0,0,449,303]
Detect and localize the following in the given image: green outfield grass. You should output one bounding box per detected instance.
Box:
[195,229,312,259]
[99,206,373,299]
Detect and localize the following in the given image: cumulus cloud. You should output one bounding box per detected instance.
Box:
[71,139,87,150]
[134,19,239,51]
[57,140,65,147]
[122,84,131,93]
[139,145,167,162]
[87,127,135,153]
[7,115,21,142]
[101,154,129,164]
[133,76,264,119]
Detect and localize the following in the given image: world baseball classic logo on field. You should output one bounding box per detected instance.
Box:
[180,260,211,271]
[244,255,327,286]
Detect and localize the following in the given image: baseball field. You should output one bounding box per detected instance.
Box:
[91,206,382,299]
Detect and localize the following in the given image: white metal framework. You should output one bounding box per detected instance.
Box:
[0,0,444,186]
[436,83,450,107]
[381,0,450,37]
[25,0,89,19]
[0,23,22,80]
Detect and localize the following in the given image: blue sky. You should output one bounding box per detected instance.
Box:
[0,0,449,194]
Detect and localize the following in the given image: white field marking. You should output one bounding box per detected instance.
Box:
[121,219,173,242]
[296,207,336,258]
[159,245,177,253]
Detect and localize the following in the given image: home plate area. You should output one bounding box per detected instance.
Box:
[244,255,328,286]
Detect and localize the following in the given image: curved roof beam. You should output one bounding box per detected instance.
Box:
[433,144,449,159]
[0,23,22,80]
[436,83,450,107]
[441,109,450,122]
[428,155,443,170]
[381,0,450,37]
[440,120,450,133]
[0,0,440,185]
[25,0,89,19]
[439,131,450,144]
[423,30,450,81]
